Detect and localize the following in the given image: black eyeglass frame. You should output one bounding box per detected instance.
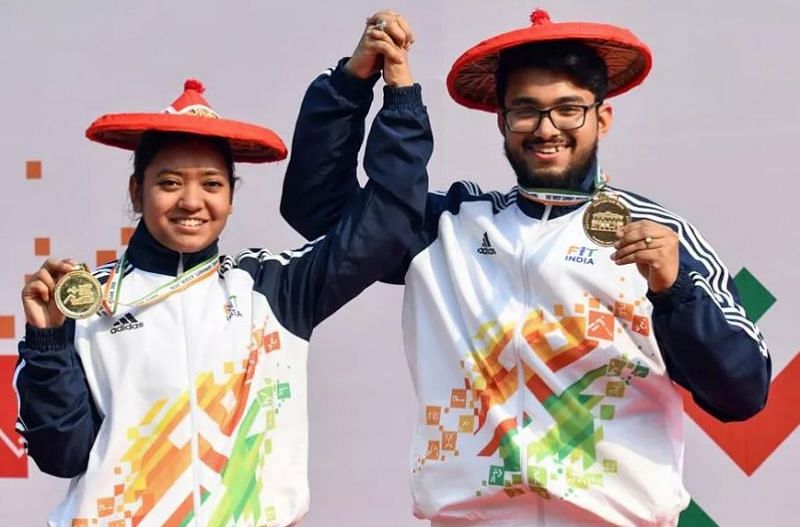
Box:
[502,102,602,133]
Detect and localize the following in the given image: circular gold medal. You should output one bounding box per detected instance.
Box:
[582,193,631,246]
[54,266,102,319]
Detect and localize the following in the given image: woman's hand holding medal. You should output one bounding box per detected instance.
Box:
[22,259,103,328]
[22,259,75,328]
[611,221,680,294]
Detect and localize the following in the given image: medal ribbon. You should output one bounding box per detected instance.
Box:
[517,167,608,206]
[101,252,219,316]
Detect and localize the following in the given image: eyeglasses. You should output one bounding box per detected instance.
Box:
[502,102,601,133]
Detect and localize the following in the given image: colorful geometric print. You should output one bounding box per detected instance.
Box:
[416,295,652,499]
[71,326,291,526]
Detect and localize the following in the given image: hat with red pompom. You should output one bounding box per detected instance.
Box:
[447,8,652,112]
[86,79,287,163]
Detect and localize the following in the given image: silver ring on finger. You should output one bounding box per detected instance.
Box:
[644,236,653,247]
[375,19,387,32]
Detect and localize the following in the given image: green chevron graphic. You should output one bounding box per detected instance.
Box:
[678,267,775,526]
[678,499,718,527]
[733,267,776,323]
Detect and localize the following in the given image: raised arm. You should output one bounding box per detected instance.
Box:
[15,259,103,477]
[281,10,415,241]
[245,28,431,341]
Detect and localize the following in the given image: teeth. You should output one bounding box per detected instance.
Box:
[536,146,562,154]
[174,219,204,227]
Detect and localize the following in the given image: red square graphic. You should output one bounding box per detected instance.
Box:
[96,250,117,267]
[426,440,440,460]
[26,160,42,179]
[632,315,651,336]
[587,311,615,341]
[0,356,28,477]
[120,227,135,246]
[263,332,281,352]
[34,237,50,256]
[0,316,14,339]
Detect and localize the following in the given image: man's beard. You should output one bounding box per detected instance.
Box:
[504,139,598,190]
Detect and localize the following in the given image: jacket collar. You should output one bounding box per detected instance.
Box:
[126,221,219,276]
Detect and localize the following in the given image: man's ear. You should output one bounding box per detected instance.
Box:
[597,103,613,140]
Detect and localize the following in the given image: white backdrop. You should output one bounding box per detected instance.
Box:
[0,1,797,525]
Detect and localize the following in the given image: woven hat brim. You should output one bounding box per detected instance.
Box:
[447,22,652,112]
[86,113,288,163]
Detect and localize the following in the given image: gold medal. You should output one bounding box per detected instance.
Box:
[582,193,631,247]
[54,265,102,319]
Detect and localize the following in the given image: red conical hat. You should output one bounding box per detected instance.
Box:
[447,9,652,112]
[86,79,287,163]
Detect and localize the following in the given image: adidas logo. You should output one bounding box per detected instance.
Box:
[110,313,144,335]
[476,232,496,255]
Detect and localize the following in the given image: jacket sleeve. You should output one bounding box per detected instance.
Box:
[244,82,431,341]
[280,59,379,241]
[15,320,102,477]
[649,241,771,422]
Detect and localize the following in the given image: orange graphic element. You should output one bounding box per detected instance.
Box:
[613,301,634,321]
[631,315,650,336]
[442,431,458,451]
[680,351,800,475]
[522,309,599,373]
[98,497,115,517]
[0,316,14,339]
[197,349,258,437]
[114,324,269,524]
[468,320,519,432]
[199,436,228,473]
[121,227,135,246]
[96,250,117,267]
[587,311,615,340]
[26,160,42,179]
[34,237,50,256]
[164,493,194,527]
[526,374,555,404]
[467,309,601,434]
[426,440,440,460]
[71,520,89,527]
[263,331,281,352]
[426,406,442,425]
[122,401,193,523]
[451,389,467,408]
[478,416,518,456]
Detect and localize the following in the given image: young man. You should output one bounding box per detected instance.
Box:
[281,10,770,526]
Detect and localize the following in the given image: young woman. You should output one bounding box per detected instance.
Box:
[15,38,429,527]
